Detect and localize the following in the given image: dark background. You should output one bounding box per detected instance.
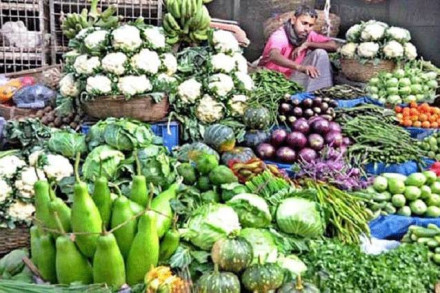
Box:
[207,0,440,66]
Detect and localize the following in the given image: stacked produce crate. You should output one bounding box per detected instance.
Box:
[49,0,163,64]
[0,0,50,73]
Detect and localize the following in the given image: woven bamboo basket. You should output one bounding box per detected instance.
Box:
[4,65,62,90]
[82,95,169,122]
[263,10,341,40]
[0,104,38,120]
[0,227,30,256]
[340,58,397,83]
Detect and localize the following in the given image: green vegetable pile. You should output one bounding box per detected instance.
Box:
[419,132,440,161]
[402,224,440,265]
[314,84,366,100]
[335,103,397,125]
[364,171,440,218]
[303,240,440,292]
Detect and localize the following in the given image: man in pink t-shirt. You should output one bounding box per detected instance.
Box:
[259,6,338,91]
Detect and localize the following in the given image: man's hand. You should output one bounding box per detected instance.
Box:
[292,42,308,59]
[300,65,320,78]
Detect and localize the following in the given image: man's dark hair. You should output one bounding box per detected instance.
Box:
[294,5,318,18]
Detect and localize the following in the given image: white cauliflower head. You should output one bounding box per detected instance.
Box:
[74,55,101,75]
[86,75,113,95]
[161,53,178,75]
[383,40,404,58]
[208,73,235,97]
[131,49,161,75]
[118,75,152,96]
[76,27,94,40]
[177,78,202,104]
[142,26,166,49]
[44,154,74,182]
[0,155,26,179]
[346,24,362,42]
[0,178,12,203]
[357,42,380,58]
[195,95,224,123]
[112,25,142,52]
[64,50,80,65]
[211,53,236,73]
[361,22,386,41]
[228,95,248,116]
[84,30,109,50]
[386,27,411,43]
[59,73,80,97]
[157,73,177,84]
[232,53,248,73]
[340,42,358,58]
[212,30,240,54]
[7,201,35,221]
[404,42,417,60]
[102,52,128,75]
[15,167,46,198]
[234,72,254,91]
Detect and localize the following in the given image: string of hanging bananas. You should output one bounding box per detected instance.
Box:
[163,0,213,45]
[61,2,120,39]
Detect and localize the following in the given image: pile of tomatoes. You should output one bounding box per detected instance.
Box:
[395,102,440,128]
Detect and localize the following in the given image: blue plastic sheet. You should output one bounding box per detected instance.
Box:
[370,215,440,240]
[290,92,384,108]
[365,158,435,176]
[405,127,437,140]
[264,160,295,177]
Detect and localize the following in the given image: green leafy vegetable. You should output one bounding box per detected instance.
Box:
[240,228,278,264]
[48,130,87,158]
[82,145,125,181]
[226,193,272,228]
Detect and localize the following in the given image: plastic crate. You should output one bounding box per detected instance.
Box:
[150,121,179,152]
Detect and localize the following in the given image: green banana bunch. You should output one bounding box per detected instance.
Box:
[61,9,90,39]
[163,0,212,45]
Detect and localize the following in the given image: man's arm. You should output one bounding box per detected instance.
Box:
[305,40,339,52]
[268,48,319,78]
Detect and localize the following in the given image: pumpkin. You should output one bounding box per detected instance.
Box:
[204,124,236,153]
[176,142,220,162]
[211,235,253,273]
[195,265,241,293]
[221,147,256,165]
[243,107,271,130]
[243,130,269,149]
[277,275,320,293]
[242,257,284,292]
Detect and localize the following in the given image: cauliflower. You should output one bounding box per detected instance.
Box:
[228,95,248,116]
[232,53,248,73]
[118,75,152,96]
[386,27,411,43]
[346,24,362,42]
[29,152,74,182]
[0,156,26,179]
[7,201,35,221]
[195,95,224,123]
[383,40,404,58]
[157,73,177,84]
[64,50,80,66]
[131,49,161,75]
[361,22,386,41]
[112,25,142,52]
[161,53,178,75]
[73,55,101,75]
[76,27,97,40]
[59,73,80,97]
[177,78,202,104]
[404,42,417,60]
[357,42,380,58]
[234,72,254,91]
[142,26,166,49]
[102,52,128,75]
[0,178,12,203]
[211,53,236,73]
[212,30,240,54]
[86,75,113,95]
[364,20,389,29]
[15,167,45,199]
[208,73,235,97]
[340,42,358,58]
[84,30,109,50]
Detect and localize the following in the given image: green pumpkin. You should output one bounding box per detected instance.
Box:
[204,124,236,153]
[243,107,271,130]
[243,130,269,149]
[211,235,253,273]
[242,258,284,293]
[195,266,241,293]
[221,147,256,165]
[176,142,220,162]
[277,275,320,293]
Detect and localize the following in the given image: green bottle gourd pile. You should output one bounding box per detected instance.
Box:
[28,152,180,289]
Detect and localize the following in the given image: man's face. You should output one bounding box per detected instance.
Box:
[291,14,316,38]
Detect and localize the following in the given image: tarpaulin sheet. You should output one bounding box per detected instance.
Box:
[264,160,295,177]
[365,158,435,176]
[405,127,437,140]
[370,215,440,240]
[290,92,384,108]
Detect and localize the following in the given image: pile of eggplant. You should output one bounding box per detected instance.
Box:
[279,96,338,126]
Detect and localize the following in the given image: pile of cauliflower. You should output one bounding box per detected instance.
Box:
[175,30,253,125]
[59,24,178,99]
[340,20,417,61]
[0,152,73,228]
